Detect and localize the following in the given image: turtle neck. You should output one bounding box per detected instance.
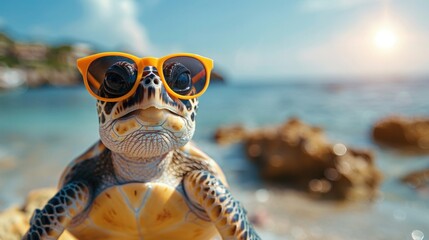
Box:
[111,151,173,183]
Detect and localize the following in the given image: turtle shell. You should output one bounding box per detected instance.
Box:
[68,182,219,240]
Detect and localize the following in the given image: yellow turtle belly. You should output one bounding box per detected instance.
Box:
[68,183,220,240]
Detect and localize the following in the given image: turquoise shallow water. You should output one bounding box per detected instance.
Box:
[0,80,428,239]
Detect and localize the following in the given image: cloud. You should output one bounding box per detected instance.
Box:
[68,0,155,55]
[300,0,375,12]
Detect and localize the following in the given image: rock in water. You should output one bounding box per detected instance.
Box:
[372,116,429,152]
[215,118,382,201]
[245,118,382,200]
[0,188,76,240]
[401,168,429,190]
[214,124,247,145]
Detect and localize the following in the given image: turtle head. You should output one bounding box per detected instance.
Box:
[96,62,198,159]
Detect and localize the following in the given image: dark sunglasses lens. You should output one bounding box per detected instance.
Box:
[87,56,137,98]
[162,57,207,96]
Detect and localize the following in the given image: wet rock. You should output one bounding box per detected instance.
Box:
[245,119,382,200]
[245,118,329,176]
[0,188,76,240]
[401,168,429,189]
[372,116,429,152]
[222,118,382,200]
[214,124,247,145]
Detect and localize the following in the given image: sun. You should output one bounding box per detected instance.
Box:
[374,28,397,51]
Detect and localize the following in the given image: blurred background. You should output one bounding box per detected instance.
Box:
[0,1,428,239]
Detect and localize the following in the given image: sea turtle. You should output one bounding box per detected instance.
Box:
[23,53,260,240]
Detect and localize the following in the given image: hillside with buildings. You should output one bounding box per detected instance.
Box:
[0,32,93,88]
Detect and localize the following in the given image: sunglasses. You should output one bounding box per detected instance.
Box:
[77,52,214,102]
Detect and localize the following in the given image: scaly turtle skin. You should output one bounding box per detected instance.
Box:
[23,64,260,240]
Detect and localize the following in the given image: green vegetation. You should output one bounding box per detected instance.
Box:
[46,45,74,70]
[0,32,13,44]
[0,55,19,67]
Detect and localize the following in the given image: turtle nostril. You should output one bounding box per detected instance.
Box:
[144,79,151,85]
[154,79,159,85]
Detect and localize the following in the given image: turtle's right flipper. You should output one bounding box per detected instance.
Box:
[23,182,90,240]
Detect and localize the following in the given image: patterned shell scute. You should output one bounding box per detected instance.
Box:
[68,183,220,240]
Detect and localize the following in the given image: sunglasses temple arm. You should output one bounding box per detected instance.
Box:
[87,73,101,89]
[192,70,207,83]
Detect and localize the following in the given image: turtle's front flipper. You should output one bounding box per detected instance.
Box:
[184,170,261,240]
[23,182,90,240]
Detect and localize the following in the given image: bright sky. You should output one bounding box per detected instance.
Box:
[0,0,428,81]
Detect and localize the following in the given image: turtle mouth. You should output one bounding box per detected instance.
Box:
[119,106,181,122]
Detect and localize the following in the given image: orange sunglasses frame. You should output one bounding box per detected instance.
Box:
[76,52,214,102]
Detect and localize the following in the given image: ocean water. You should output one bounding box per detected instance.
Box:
[0,80,428,239]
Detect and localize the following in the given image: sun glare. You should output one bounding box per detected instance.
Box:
[374,28,397,51]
